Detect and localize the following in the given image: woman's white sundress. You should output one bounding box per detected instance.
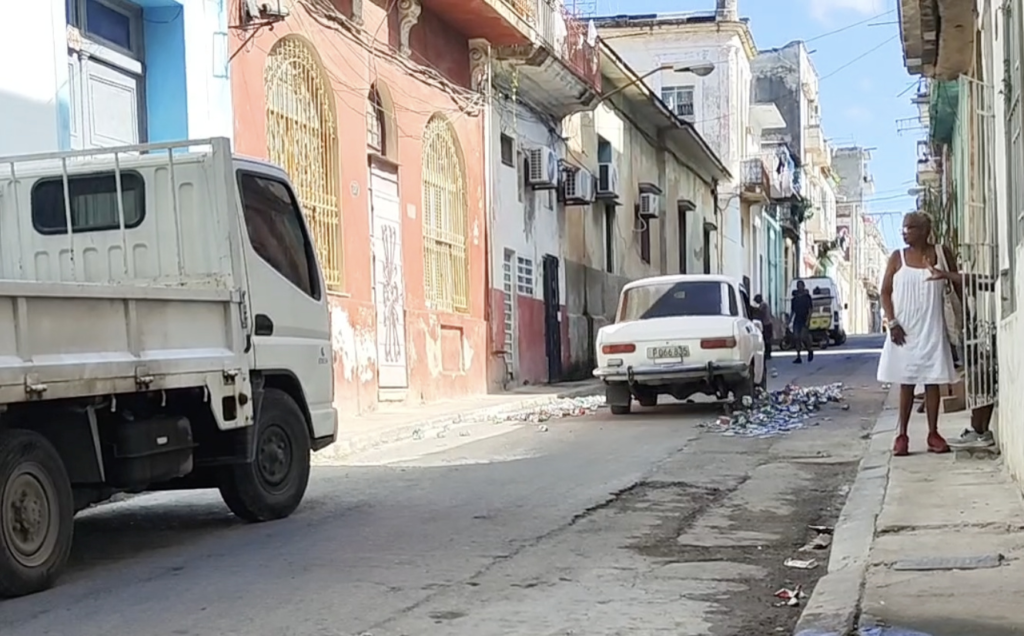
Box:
[877,248,959,386]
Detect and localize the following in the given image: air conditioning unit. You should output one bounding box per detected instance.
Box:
[563,168,595,204]
[527,147,559,189]
[597,162,619,197]
[638,192,660,218]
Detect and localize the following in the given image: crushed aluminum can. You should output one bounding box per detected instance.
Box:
[784,557,819,569]
[700,383,845,438]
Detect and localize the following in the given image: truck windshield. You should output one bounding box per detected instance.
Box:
[618,281,731,322]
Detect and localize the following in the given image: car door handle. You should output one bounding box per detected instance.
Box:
[254,314,274,336]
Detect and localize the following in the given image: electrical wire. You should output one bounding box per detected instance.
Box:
[819,35,899,81]
[804,9,896,44]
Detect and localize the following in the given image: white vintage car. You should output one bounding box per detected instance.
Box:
[593,274,767,415]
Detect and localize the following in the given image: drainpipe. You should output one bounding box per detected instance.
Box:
[476,41,498,386]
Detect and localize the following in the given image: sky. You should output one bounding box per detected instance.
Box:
[588,0,918,248]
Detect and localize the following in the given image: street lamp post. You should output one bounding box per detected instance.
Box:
[595,62,715,105]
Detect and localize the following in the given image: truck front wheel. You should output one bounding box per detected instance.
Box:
[0,428,74,598]
[219,388,311,522]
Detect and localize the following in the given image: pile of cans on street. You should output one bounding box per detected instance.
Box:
[701,383,845,438]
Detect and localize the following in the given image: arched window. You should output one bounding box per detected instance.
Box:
[367,86,386,154]
[421,115,469,313]
[264,36,343,291]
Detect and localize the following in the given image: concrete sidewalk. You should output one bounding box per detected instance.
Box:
[795,393,1024,636]
[314,379,604,462]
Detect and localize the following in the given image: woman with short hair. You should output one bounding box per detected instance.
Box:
[877,212,959,456]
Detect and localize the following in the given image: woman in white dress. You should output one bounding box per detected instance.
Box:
[877,212,959,456]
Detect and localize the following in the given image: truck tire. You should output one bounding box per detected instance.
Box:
[0,428,74,598]
[219,388,311,523]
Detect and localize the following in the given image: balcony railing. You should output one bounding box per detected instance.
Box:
[501,0,535,20]
[561,6,600,90]
[741,158,770,198]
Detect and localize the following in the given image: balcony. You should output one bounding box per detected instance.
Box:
[771,164,802,202]
[898,0,974,79]
[422,0,535,46]
[805,124,828,166]
[480,2,601,117]
[740,157,770,203]
[916,139,941,186]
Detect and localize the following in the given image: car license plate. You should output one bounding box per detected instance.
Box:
[648,345,688,360]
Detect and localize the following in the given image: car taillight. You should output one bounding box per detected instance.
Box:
[701,337,737,349]
[602,343,636,354]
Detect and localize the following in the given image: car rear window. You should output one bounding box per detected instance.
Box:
[618,281,730,322]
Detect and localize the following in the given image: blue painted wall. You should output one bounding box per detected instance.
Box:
[139,2,188,143]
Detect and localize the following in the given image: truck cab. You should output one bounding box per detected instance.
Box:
[0,138,336,597]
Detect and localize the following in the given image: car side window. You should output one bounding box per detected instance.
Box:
[237,172,321,300]
[728,285,740,316]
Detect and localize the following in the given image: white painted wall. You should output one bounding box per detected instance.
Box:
[0,0,230,157]
[490,97,566,304]
[598,26,753,278]
[0,1,65,155]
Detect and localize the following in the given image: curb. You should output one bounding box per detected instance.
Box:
[793,386,898,636]
[313,382,605,462]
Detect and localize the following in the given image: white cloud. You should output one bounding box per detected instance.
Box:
[809,0,887,23]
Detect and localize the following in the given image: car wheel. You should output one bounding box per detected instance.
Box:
[0,428,74,598]
[636,391,657,408]
[732,364,757,408]
[219,388,311,523]
[756,359,768,390]
[610,404,632,415]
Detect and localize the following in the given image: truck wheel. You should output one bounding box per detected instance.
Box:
[0,428,74,598]
[219,388,311,523]
[609,404,632,415]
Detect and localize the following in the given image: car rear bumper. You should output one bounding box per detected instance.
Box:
[593,360,749,384]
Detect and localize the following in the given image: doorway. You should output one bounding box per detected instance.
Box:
[369,162,409,398]
[542,254,562,383]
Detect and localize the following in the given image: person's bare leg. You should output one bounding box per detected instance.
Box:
[898,384,915,436]
[924,384,941,434]
[924,383,950,452]
[972,404,995,434]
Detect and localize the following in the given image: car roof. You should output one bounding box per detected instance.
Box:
[621,274,743,292]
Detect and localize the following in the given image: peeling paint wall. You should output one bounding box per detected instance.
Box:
[561,87,716,379]
[488,95,568,386]
[594,22,755,279]
[231,0,489,417]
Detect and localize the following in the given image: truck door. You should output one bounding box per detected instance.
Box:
[235,167,335,441]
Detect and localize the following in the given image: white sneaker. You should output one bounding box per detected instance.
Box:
[949,429,995,448]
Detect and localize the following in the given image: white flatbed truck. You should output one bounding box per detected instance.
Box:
[0,138,337,597]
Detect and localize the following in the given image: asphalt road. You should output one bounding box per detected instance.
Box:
[0,335,889,636]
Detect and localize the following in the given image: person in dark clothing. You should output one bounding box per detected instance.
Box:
[753,294,773,360]
[790,280,814,364]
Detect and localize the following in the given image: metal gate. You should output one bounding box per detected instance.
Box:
[957,75,999,409]
[502,248,517,383]
[370,163,408,395]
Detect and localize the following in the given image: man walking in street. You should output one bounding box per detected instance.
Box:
[754,294,773,361]
[791,281,814,364]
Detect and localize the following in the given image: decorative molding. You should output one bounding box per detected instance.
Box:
[351,0,363,25]
[468,39,490,92]
[398,0,421,57]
